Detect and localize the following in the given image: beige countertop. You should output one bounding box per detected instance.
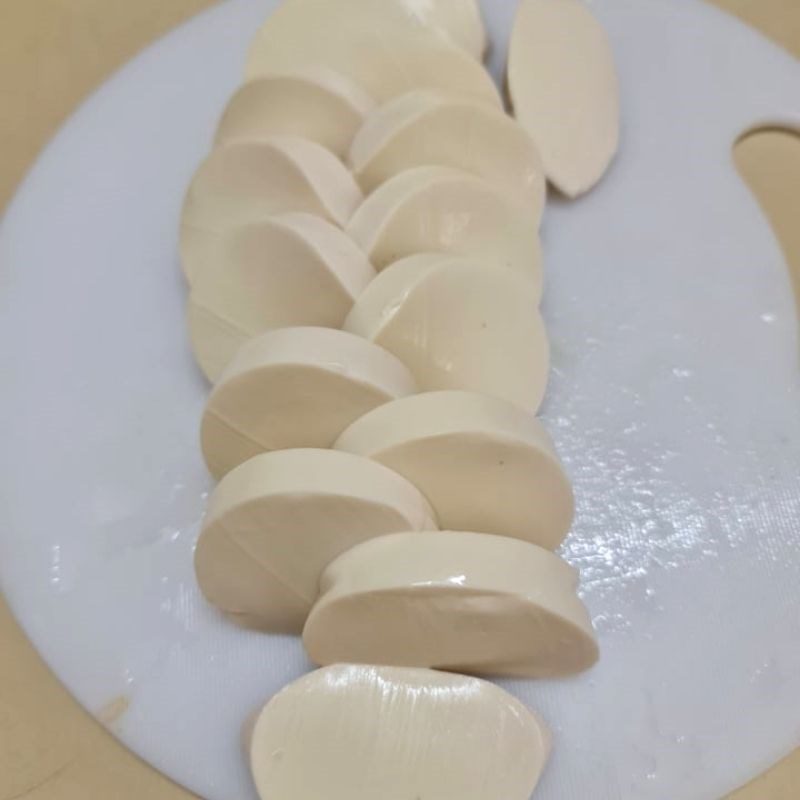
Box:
[0,1,798,798]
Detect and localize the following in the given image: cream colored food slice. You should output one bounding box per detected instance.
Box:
[214,67,375,157]
[245,1,498,105]
[248,664,550,800]
[188,213,376,382]
[180,136,362,282]
[344,254,548,411]
[346,166,543,276]
[194,449,436,634]
[349,90,545,219]
[508,0,620,197]
[248,0,486,64]
[334,390,574,548]
[201,327,415,479]
[304,531,598,677]
[432,0,486,60]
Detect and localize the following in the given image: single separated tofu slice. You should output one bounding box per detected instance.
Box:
[202,327,416,479]
[335,391,573,549]
[508,0,620,197]
[343,254,548,411]
[248,664,550,800]
[214,67,376,157]
[349,90,545,220]
[180,136,362,282]
[245,0,496,103]
[188,213,376,382]
[346,165,543,277]
[304,531,598,677]
[195,449,436,634]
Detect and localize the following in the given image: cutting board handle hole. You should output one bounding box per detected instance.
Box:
[734,126,800,330]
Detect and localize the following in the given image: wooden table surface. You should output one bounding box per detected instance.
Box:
[0,2,798,798]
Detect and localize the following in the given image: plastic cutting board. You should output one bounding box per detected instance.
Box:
[0,1,798,798]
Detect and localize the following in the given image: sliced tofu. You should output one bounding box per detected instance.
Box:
[334,390,574,549]
[245,1,498,104]
[214,67,375,157]
[345,165,543,277]
[248,0,487,63]
[248,664,550,800]
[432,0,487,61]
[194,449,436,633]
[349,90,545,219]
[201,327,415,479]
[508,0,620,197]
[180,136,362,282]
[304,531,598,677]
[343,254,548,411]
[188,213,376,382]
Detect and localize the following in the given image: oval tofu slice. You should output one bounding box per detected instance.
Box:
[508,0,620,197]
[201,327,415,479]
[431,0,486,61]
[346,166,543,276]
[180,136,362,282]
[343,254,548,411]
[214,67,375,157]
[304,531,598,677]
[188,214,376,382]
[349,90,545,219]
[245,1,498,105]
[249,664,550,800]
[248,0,487,63]
[334,390,574,548]
[195,449,436,633]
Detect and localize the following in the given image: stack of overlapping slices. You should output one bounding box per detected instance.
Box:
[178,1,619,797]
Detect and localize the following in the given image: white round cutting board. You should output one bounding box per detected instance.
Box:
[0,1,799,798]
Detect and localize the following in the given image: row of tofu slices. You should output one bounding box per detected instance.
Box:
[180,1,618,798]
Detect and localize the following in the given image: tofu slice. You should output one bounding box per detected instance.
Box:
[201,327,416,479]
[245,1,496,103]
[194,449,436,633]
[304,531,598,677]
[433,0,487,61]
[188,213,376,382]
[345,165,543,277]
[214,67,375,157]
[334,390,574,549]
[248,664,550,800]
[343,254,548,411]
[349,90,545,220]
[508,0,620,197]
[180,136,362,282]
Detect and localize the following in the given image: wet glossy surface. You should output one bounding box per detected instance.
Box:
[0,1,799,799]
[249,664,550,800]
[303,532,597,677]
